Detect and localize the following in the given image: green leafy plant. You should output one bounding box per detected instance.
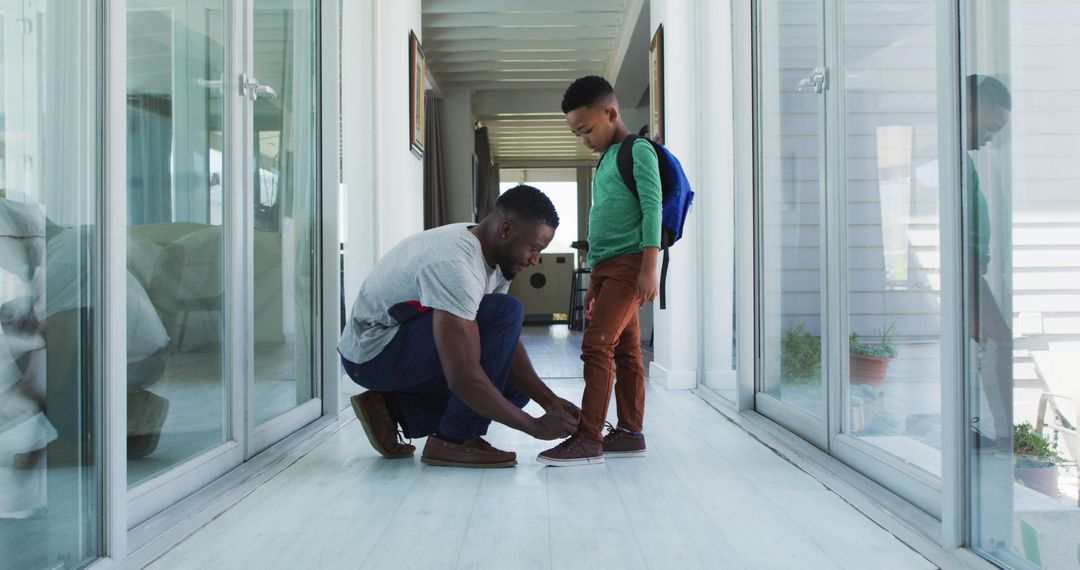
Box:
[1014,422,1064,466]
[781,323,821,384]
[849,322,898,359]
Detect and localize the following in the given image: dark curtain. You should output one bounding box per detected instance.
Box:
[423,90,446,229]
[127,94,173,225]
[474,125,498,220]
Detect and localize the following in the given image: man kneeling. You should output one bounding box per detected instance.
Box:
[339,185,580,467]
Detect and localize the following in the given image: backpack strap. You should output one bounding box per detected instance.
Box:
[617,134,672,310]
[615,134,641,201]
[659,249,670,310]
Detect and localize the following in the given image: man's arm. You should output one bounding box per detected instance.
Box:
[432,310,577,439]
[509,341,581,417]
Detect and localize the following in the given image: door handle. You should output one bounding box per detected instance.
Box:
[796,66,828,94]
[241,73,278,101]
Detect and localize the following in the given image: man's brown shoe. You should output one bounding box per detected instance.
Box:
[537,435,604,466]
[602,423,646,457]
[351,392,415,459]
[420,436,517,468]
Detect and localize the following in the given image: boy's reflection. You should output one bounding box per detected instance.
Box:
[967,74,1013,453]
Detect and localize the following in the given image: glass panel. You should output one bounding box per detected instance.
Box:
[841,1,943,477]
[126,1,228,486]
[757,0,825,418]
[0,3,101,567]
[967,1,1080,566]
[253,0,318,425]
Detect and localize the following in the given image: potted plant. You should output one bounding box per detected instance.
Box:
[1014,422,1063,498]
[849,323,897,389]
[781,323,821,385]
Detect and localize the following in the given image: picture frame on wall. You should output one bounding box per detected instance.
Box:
[649,24,665,144]
[409,30,426,156]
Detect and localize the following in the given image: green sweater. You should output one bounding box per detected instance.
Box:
[968,156,992,277]
[588,139,663,266]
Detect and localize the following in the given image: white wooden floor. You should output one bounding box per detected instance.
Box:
[147,328,936,570]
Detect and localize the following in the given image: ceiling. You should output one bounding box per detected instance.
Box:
[421,0,648,165]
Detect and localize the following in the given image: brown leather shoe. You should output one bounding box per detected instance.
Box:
[602,423,646,457]
[537,435,604,466]
[420,436,517,468]
[351,392,415,459]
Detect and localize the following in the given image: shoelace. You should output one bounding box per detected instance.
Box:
[603,422,627,443]
[555,435,602,463]
[397,430,413,447]
[555,435,581,450]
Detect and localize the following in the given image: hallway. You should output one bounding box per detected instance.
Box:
[146,328,933,570]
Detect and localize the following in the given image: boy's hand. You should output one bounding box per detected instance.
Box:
[636,271,658,307]
[584,286,596,320]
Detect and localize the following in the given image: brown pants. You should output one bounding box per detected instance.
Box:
[579,253,646,442]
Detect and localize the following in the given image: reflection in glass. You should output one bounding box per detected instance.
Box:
[967,2,1080,567]
[126,2,228,486]
[0,4,101,568]
[841,1,943,477]
[758,0,825,417]
[253,1,318,425]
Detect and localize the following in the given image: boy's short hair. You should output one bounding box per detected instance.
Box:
[968,74,1012,112]
[561,75,616,114]
[496,185,560,229]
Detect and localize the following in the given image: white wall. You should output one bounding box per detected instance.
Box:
[621,105,650,136]
[374,1,424,252]
[340,0,424,302]
[439,90,475,223]
[698,0,737,392]
[648,0,702,390]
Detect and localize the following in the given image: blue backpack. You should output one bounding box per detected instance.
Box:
[604,134,695,309]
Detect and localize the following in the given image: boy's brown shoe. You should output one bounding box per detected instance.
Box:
[351,392,415,459]
[602,423,646,457]
[421,436,517,468]
[537,435,604,466]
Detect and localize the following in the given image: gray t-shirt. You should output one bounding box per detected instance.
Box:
[338,223,511,364]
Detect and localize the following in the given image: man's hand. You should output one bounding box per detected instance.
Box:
[529,409,578,440]
[584,286,596,320]
[544,396,581,420]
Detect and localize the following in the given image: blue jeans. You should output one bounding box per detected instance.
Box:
[342,294,529,441]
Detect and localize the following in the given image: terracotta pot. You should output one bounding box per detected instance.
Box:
[850,355,891,388]
[1015,460,1059,498]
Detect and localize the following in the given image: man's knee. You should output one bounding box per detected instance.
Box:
[477,294,524,328]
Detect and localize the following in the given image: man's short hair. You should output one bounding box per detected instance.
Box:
[969,74,1012,112]
[561,75,615,114]
[496,185,559,229]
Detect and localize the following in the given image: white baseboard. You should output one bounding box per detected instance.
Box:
[649,361,696,390]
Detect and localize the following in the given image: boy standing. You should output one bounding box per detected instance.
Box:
[538,76,661,466]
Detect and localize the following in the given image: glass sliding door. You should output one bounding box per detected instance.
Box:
[126,0,230,488]
[835,1,944,480]
[249,0,319,439]
[755,0,950,513]
[966,1,1080,567]
[0,2,102,567]
[755,0,828,443]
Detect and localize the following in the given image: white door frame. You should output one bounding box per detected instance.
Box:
[743,0,965,526]
[97,0,340,559]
